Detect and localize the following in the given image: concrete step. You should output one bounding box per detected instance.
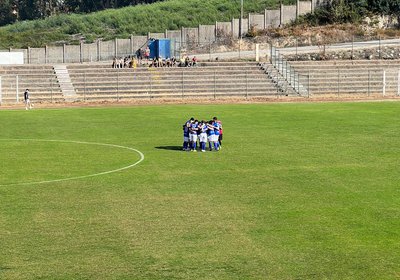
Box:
[53,65,76,102]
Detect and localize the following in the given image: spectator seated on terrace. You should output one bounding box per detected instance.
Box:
[112,57,122,68]
[149,57,158,67]
[124,56,131,68]
[178,57,185,67]
[171,57,177,66]
[185,56,190,67]
[158,57,163,67]
[147,56,178,68]
[177,56,198,67]
[129,57,138,68]
[192,56,198,67]
[165,57,177,67]
[112,56,141,69]
[165,58,171,67]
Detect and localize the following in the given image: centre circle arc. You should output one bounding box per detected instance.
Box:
[0,139,144,186]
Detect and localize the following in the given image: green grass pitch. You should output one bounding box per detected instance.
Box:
[0,102,399,279]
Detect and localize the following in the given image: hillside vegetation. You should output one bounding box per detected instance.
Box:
[0,0,294,49]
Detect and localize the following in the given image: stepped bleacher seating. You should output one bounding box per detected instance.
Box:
[0,65,63,104]
[290,60,400,97]
[67,62,280,101]
[5,60,397,105]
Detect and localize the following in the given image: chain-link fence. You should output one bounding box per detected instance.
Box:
[69,66,277,102]
[276,36,400,61]
[295,68,400,98]
[0,75,60,105]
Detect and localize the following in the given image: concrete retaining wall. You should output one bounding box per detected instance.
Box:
[149,32,165,39]
[281,5,297,25]
[265,9,281,27]
[2,0,325,64]
[299,1,312,15]
[82,43,98,62]
[249,14,265,30]
[216,22,232,37]
[199,25,216,43]
[182,27,199,45]
[132,36,148,53]
[232,18,248,38]
[117,38,131,57]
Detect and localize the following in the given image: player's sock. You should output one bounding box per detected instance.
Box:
[214,142,219,150]
[209,142,212,150]
[193,142,197,150]
[183,142,187,150]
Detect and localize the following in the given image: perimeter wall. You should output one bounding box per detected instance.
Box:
[3,0,327,64]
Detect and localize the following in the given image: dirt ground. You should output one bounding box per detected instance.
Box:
[2,96,400,110]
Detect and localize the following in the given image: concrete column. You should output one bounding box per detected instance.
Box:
[248,13,251,32]
[45,45,48,64]
[198,25,200,44]
[231,18,235,38]
[255,44,260,62]
[165,29,168,39]
[63,44,66,63]
[296,0,300,18]
[129,34,134,54]
[264,9,267,29]
[114,38,118,58]
[181,27,184,45]
[280,3,283,27]
[27,47,31,64]
[97,40,101,61]
[80,42,83,63]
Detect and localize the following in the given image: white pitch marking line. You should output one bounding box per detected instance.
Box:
[0,139,144,186]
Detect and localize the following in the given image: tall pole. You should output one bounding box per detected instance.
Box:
[0,76,2,105]
[239,0,243,39]
[239,0,243,59]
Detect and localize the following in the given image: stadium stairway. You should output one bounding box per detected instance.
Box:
[54,65,78,102]
[66,62,282,101]
[290,60,400,97]
[0,65,63,104]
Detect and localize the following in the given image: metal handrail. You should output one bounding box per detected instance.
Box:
[270,46,308,96]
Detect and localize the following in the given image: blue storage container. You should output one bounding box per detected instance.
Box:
[148,39,171,59]
[148,39,157,59]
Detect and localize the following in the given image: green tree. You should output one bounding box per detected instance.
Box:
[0,0,16,26]
[367,0,389,14]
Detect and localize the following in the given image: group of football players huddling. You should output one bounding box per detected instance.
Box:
[183,117,223,152]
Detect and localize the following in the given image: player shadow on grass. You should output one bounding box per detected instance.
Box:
[155,146,182,151]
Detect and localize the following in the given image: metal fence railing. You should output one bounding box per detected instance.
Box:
[55,66,285,103]
[270,46,309,96]
[2,64,400,105]
[0,75,60,105]
[295,68,400,98]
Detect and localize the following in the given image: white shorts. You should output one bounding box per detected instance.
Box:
[213,135,219,142]
[199,133,207,143]
[183,136,189,142]
[189,134,198,142]
[208,135,215,142]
